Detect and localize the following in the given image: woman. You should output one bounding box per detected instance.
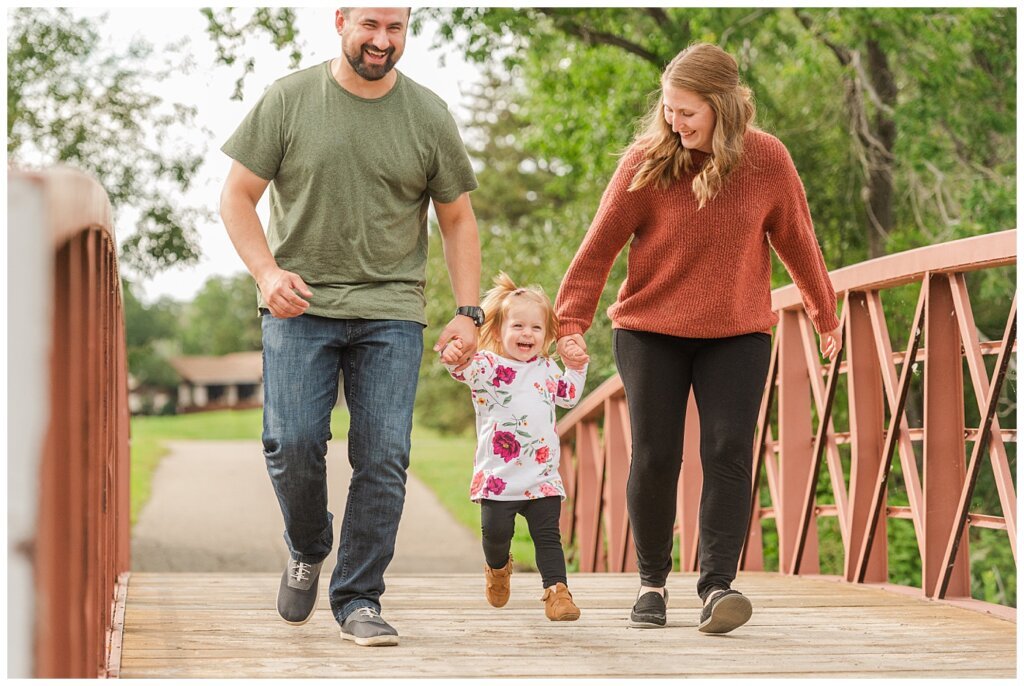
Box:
[555,42,841,634]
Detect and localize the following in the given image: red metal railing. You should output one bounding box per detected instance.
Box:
[19,168,132,676]
[556,230,1016,618]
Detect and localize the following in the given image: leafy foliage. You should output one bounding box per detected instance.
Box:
[200,7,304,100]
[415,6,1015,427]
[122,279,182,389]
[178,273,263,356]
[7,8,210,276]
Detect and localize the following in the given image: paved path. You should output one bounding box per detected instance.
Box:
[131,440,482,573]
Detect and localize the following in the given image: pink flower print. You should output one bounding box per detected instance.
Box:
[470,471,485,497]
[546,379,557,394]
[485,475,507,496]
[452,371,466,381]
[539,482,560,497]
[534,445,551,464]
[493,365,517,388]
[569,384,576,400]
[557,380,567,398]
[492,431,521,462]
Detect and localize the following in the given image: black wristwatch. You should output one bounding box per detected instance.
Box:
[455,305,485,327]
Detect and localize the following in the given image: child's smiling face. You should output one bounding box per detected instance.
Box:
[500,301,548,362]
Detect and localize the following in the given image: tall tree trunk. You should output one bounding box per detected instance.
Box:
[795,11,899,259]
[861,38,897,258]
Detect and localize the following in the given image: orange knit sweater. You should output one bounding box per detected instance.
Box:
[555,128,840,339]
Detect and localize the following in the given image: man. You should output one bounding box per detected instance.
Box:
[219,7,482,647]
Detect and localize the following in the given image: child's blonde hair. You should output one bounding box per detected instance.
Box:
[479,272,559,357]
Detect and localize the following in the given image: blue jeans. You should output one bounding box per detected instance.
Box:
[261,313,423,623]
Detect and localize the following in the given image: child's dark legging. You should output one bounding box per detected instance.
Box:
[613,328,772,601]
[480,496,567,588]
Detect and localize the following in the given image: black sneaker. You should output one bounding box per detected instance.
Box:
[630,588,668,627]
[277,557,323,625]
[340,607,400,647]
[698,588,752,634]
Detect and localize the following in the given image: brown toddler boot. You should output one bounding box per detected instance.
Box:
[484,555,513,608]
[542,582,581,621]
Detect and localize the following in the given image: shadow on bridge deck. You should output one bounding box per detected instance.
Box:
[117,571,1015,678]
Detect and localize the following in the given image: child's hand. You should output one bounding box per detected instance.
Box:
[561,337,589,370]
[439,337,465,366]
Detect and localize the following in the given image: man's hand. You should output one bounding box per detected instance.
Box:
[259,268,313,318]
[819,325,843,362]
[434,315,478,370]
[557,334,589,370]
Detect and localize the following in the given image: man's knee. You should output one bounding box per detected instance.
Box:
[264,423,330,460]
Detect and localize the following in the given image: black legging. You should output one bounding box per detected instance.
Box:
[480,496,567,588]
[613,328,771,600]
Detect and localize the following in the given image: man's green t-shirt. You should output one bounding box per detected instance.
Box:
[222,61,478,324]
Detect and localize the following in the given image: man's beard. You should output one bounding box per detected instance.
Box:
[344,43,397,81]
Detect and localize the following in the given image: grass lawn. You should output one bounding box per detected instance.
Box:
[130,407,542,571]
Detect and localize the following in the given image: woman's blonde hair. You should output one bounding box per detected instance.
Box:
[478,272,559,358]
[628,42,756,208]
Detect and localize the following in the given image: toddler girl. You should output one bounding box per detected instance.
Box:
[441,272,588,621]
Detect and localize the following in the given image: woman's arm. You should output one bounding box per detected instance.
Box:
[554,148,649,339]
[764,143,841,337]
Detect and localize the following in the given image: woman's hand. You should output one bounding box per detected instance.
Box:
[819,326,843,362]
[558,334,590,370]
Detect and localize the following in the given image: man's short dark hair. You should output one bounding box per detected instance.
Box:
[338,8,412,19]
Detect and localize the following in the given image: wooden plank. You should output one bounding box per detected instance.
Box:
[119,573,1015,678]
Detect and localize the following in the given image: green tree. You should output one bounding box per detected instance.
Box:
[179,273,263,356]
[7,8,209,276]
[200,7,304,100]
[122,279,182,390]
[423,7,1015,264]
[792,8,1016,257]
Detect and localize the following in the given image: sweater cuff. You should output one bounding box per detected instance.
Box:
[812,310,841,335]
[558,322,586,338]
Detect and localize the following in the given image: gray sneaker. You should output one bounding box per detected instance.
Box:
[340,607,400,647]
[277,557,322,625]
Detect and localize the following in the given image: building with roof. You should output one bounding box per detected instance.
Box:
[169,351,263,412]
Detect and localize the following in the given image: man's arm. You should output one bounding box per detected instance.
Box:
[219,160,312,318]
[432,192,481,367]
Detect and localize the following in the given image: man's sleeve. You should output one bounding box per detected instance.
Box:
[426,110,479,203]
[221,82,286,181]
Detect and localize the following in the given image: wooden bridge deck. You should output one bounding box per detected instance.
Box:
[117,572,1015,678]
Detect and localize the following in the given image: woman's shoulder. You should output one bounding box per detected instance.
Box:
[596,144,650,197]
[620,143,649,166]
[744,128,792,165]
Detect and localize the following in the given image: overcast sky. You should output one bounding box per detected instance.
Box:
[70,6,483,304]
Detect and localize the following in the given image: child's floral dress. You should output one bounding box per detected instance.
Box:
[447,352,587,502]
